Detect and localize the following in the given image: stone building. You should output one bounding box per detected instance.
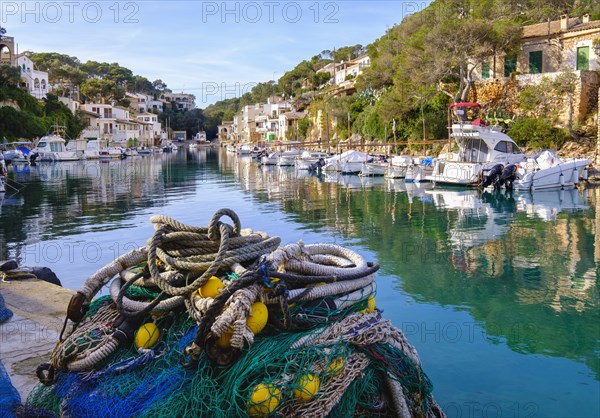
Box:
[473,14,600,124]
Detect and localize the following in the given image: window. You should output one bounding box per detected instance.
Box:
[494,141,507,153]
[482,62,490,79]
[529,51,543,74]
[576,46,589,71]
[504,55,516,77]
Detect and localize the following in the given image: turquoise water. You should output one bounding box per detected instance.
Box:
[1,148,598,417]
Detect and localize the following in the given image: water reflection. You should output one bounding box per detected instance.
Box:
[217,151,598,384]
[1,149,598,416]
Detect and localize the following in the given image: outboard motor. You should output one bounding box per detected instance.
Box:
[481,164,504,188]
[309,158,326,172]
[498,164,518,190]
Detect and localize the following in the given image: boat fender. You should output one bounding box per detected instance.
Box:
[559,172,565,189]
[583,167,588,181]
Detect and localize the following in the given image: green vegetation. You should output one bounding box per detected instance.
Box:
[2,0,599,144]
[508,117,570,149]
[0,66,83,140]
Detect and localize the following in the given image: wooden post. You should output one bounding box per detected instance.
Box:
[596,87,600,166]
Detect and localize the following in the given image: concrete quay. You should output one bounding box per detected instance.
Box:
[0,279,73,400]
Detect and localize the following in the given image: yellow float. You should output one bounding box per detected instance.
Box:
[293,373,320,402]
[198,276,224,298]
[247,382,281,417]
[134,322,160,350]
[326,357,344,376]
[246,302,268,335]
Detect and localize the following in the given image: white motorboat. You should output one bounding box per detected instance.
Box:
[359,161,387,176]
[323,150,367,174]
[237,143,253,156]
[32,133,81,162]
[513,150,590,191]
[2,141,36,164]
[295,151,329,170]
[405,157,435,183]
[137,146,152,155]
[189,139,211,149]
[384,155,413,178]
[261,152,280,165]
[99,147,126,160]
[425,102,526,186]
[277,149,302,166]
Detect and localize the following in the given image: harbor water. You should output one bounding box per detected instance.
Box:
[1,148,598,417]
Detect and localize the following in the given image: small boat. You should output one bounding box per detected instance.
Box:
[277,149,302,166]
[384,155,413,178]
[295,151,329,170]
[237,143,253,156]
[261,152,280,165]
[32,128,82,162]
[405,157,435,183]
[323,150,368,174]
[124,148,138,157]
[190,131,209,148]
[359,156,389,176]
[137,146,152,155]
[2,141,37,164]
[99,147,126,160]
[162,141,177,153]
[512,150,590,191]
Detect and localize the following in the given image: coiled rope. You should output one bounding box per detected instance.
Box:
[45,209,281,376]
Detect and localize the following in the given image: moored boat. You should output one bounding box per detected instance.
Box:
[32,131,82,162]
[426,102,526,186]
[323,150,367,174]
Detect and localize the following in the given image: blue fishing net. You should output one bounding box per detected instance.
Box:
[0,359,20,418]
[0,293,13,323]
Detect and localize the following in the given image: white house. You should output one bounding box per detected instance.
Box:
[137,112,162,139]
[161,92,196,110]
[16,55,49,99]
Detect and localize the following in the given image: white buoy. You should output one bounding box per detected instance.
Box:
[559,172,565,189]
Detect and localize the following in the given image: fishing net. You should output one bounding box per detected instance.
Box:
[27,209,445,417]
[0,293,13,323]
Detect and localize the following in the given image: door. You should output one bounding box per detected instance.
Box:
[529,51,543,74]
[576,46,589,71]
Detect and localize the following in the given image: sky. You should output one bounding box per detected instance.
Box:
[1,1,431,107]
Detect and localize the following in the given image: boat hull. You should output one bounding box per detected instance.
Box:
[515,159,590,191]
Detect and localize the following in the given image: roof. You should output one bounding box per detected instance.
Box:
[522,16,600,38]
[281,111,306,119]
